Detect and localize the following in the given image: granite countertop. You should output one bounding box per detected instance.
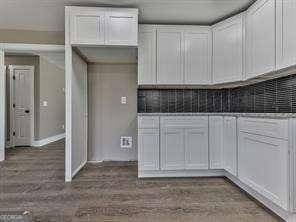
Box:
[138,113,296,119]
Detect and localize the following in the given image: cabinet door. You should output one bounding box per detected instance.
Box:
[184,128,209,170]
[184,28,212,84]
[223,117,237,176]
[246,0,276,79]
[138,26,157,85]
[209,116,223,169]
[157,28,184,84]
[276,0,296,70]
[213,13,244,84]
[105,11,138,46]
[71,10,105,45]
[160,127,185,170]
[138,128,159,171]
[238,132,288,210]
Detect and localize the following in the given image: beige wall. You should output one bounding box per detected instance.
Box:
[38,56,65,140]
[88,64,138,161]
[5,55,65,143]
[0,29,64,45]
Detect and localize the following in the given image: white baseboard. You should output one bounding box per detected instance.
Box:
[33,133,65,147]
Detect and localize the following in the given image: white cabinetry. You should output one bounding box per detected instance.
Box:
[69,7,138,46]
[223,117,237,176]
[212,13,244,84]
[238,118,289,210]
[276,0,296,70]
[160,116,209,170]
[138,26,157,85]
[157,27,184,84]
[245,0,276,79]
[138,116,160,171]
[209,116,223,169]
[184,27,212,84]
[138,25,212,85]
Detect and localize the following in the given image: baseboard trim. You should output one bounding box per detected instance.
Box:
[72,160,87,179]
[138,169,224,178]
[33,133,65,147]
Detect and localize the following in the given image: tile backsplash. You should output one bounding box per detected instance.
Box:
[138,75,296,113]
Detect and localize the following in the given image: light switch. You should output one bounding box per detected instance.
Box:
[121,97,127,104]
[43,101,48,107]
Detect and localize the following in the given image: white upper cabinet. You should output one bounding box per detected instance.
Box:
[276,0,296,70]
[69,7,138,46]
[212,13,244,84]
[184,27,212,85]
[70,8,105,45]
[157,27,184,84]
[245,0,276,79]
[223,117,237,176]
[105,10,138,46]
[138,25,157,85]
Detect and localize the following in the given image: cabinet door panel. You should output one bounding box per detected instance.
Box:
[276,0,296,69]
[138,128,159,171]
[138,26,157,84]
[213,14,244,84]
[238,132,288,210]
[246,0,276,79]
[71,12,105,45]
[184,29,212,84]
[157,29,183,84]
[105,12,138,46]
[209,116,224,169]
[161,127,184,170]
[185,128,209,169]
[223,117,237,176]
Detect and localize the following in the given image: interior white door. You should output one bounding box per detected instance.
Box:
[157,27,184,84]
[0,50,4,161]
[11,66,34,147]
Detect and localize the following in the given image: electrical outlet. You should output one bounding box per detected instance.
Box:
[121,97,127,104]
[121,136,132,148]
[62,124,65,130]
[43,101,48,107]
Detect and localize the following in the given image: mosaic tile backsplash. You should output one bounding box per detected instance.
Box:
[138,75,296,113]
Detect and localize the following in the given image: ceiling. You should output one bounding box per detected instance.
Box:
[0,0,255,32]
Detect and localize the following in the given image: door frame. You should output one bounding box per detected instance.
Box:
[0,43,64,161]
[9,65,35,147]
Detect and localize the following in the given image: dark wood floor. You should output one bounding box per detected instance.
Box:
[0,140,282,222]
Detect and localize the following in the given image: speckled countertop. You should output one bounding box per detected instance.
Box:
[138,113,296,119]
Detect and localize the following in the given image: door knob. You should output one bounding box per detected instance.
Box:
[25,110,30,113]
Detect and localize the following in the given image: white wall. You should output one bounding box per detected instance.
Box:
[88,63,137,162]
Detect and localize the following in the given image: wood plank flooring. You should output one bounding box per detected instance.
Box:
[0,140,283,222]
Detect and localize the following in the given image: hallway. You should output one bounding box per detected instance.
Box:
[0,140,282,222]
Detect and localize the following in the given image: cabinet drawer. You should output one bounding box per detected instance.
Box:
[238,118,288,140]
[160,116,208,128]
[138,116,159,129]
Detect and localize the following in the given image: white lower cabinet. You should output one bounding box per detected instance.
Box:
[223,117,237,176]
[160,127,185,170]
[184,128,208,169]
[160,117,209,170]
[238,119,289,210]
[138,128,159,171]
[209,116,224,169]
